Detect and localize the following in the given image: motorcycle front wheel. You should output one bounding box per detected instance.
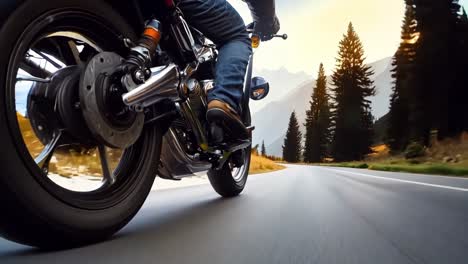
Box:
[207,108,252,197]
[0,0,162,249]
[207,147,251,197]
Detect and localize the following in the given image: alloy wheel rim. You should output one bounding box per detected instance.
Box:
[7,10,136,196]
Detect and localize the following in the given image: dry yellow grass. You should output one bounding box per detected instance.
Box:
[18,112,285,177]
[16,112,121,178]
[249,154,285,174]
[365,135,468,167]
[323,135,468,176]
[427,133,468,167]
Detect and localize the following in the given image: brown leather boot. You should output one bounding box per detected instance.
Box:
[206,100,249,141]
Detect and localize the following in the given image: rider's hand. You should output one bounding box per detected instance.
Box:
[256,15,280,41]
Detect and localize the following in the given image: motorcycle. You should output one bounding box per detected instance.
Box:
[0,0,286,248]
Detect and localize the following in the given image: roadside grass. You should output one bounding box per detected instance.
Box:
[320,161,468,177]
[315,136,468,177]
[368,163,468,176]
[249,154,285,174]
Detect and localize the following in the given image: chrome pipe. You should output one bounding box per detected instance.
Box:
[122,64,181,108]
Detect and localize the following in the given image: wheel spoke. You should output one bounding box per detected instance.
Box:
[35,130,63,174]
[67,40,83,66]
[98,145,115,185]
[16,74,50,83]
[20,58,52,79]
[33,49,65,70]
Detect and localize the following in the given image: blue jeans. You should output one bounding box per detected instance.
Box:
[178,0,252,113]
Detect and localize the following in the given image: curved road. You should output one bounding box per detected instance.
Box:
[1,165,468,264]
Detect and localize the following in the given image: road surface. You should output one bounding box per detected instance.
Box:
[1,165,468,264]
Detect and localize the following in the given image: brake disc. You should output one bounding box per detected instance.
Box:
[80,52,144,149]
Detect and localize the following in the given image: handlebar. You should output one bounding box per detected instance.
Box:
[272,34,288,40]
[246,30,288,41]
[246,26,288,40]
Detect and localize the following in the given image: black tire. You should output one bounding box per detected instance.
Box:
[207,107,252,197]
[207,147,251,197]
[0,0,162,249]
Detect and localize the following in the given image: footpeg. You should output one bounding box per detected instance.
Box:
[212,139,251,153]
[211,139,251,170]
[226,139,251,153]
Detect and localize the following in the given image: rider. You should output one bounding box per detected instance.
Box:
[178,0,280,142]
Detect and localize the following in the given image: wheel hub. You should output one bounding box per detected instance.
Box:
[80,52,144,149]
[27,52,144,149]
[27,66,93,146]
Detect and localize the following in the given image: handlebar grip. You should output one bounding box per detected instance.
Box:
[273,34,288,40]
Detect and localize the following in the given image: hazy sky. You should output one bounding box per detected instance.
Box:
[229,0,468,75]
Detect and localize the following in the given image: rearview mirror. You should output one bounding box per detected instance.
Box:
[250,77,270,101]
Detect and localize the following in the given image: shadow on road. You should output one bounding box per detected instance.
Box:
[0,187,244,262]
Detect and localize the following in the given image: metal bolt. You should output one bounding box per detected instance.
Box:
[110,85,119,93]
[123,38,135,48]
[135,70,145,82]
[145,69,151,77]
[134,105,144,112]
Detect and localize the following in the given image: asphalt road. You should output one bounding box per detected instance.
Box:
[1,165,468,264]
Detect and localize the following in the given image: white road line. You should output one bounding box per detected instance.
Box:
[325,168,468,192]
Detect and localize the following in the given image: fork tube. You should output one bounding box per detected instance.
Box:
[242,55,253,125]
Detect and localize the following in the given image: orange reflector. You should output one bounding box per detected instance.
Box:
[251,35,260,48]
[144,27,161,43]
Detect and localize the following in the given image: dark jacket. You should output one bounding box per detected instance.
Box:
[244,0,277,24]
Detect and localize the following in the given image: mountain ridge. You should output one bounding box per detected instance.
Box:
[253,57,393,157]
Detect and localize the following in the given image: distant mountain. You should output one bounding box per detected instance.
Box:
[266,135,285,158]
[254,57,393,157]
[253,80,313,156]
[371,57,393,77]
[250,67,311,113]
[370,57,393,120]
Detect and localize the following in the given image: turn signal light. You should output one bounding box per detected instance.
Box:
[251,35,260,48]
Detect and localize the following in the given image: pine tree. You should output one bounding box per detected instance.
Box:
[303,63,331,163]
[388,0,468,148]
[409,0,461,142]
[261,140,266,156]
[282,111,302,163]
[387,3,417,153]
[450,6,468,136]
[330,23,376,162]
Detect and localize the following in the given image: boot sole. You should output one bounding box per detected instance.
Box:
[206,108,249,140]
